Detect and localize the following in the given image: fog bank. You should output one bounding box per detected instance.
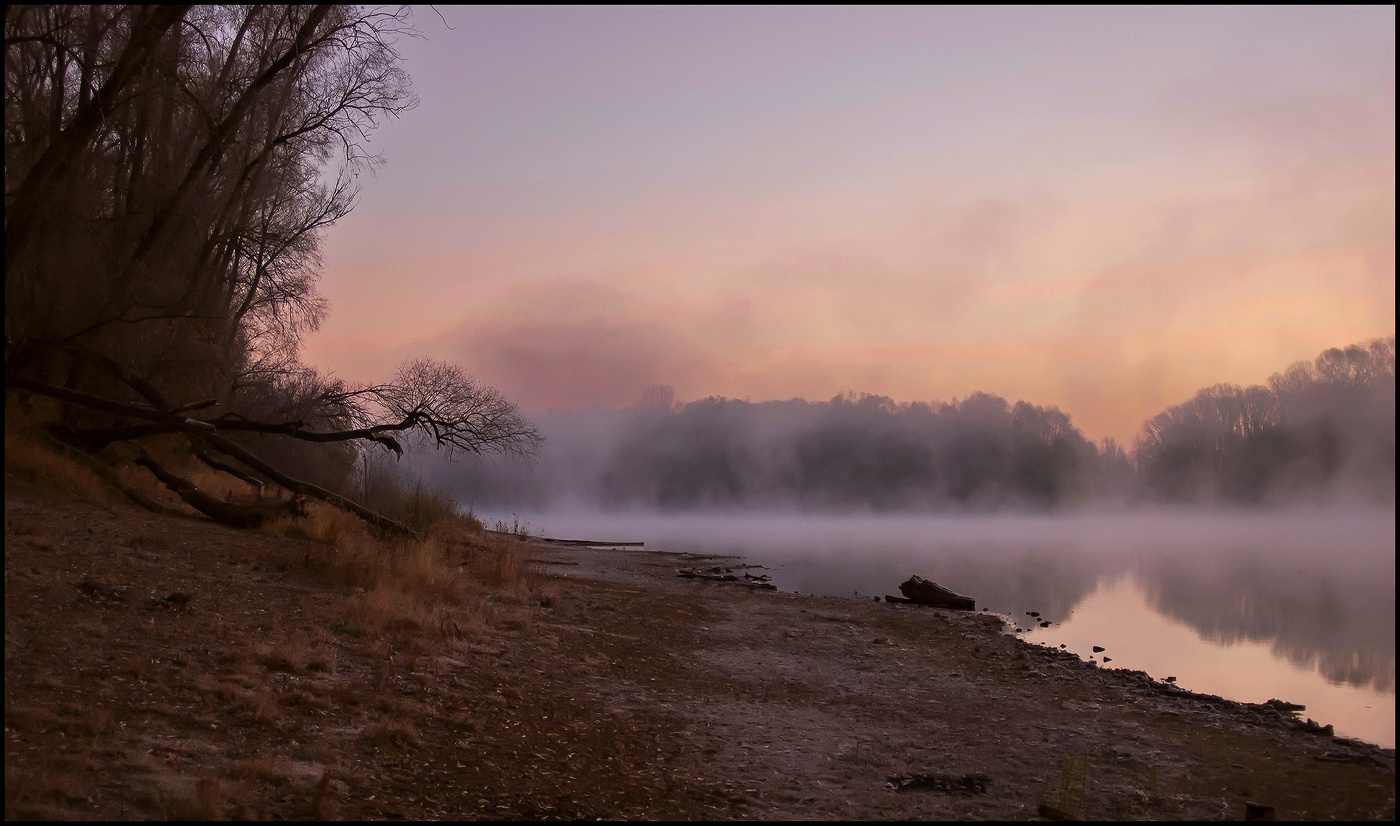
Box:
[406,338,1393,512]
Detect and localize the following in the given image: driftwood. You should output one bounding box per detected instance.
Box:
[897,576,976,610]
[134,449,306,528]
[678,568,738,582]
[541,537,644,547]
[677,567,776,590]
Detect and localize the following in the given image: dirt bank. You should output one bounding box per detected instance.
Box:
[5,484,1394,819]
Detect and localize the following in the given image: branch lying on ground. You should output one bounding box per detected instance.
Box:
[188,430,421,539]
[18,353,543,460]
[37,436,187,517]
[9,376,420,538]
[13,376,464,458]
[192,448,267,499]
[134,448,303,529]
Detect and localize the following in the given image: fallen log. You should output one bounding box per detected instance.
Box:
[39,436,186,517]
[135,449,305,529]
[190,430,420,539]
[898,576,975,611]
[192,448,266,499]
[677,567,737,581]
[541,537,644,547]
[676,568,777,590]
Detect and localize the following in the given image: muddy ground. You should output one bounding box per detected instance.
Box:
[5,483,1394,820]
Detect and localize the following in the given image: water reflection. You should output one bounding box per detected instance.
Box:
[1137,551,1394,694]
[1022,574,1394,748]
[510,509,1395,746]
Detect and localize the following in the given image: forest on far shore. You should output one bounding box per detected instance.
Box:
[412,337,1395,512]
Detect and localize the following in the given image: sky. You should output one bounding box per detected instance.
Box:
[300,6,1395,445]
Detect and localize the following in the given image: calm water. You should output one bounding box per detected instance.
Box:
[493,509,1396,748]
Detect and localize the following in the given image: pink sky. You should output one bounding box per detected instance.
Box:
[301,6,1395,444]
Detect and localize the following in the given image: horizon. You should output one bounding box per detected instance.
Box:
[300,6,1395,445]
[521,333,1394,442]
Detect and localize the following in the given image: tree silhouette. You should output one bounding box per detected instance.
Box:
[5,6,538,534]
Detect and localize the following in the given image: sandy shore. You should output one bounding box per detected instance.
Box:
[524,541,1395,820]
[5,485,1395,819]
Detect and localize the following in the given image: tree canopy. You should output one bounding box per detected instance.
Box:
[5,6,538,534]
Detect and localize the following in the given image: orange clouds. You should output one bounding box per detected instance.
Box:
[306,174,1393,443]
[457,319,703,411]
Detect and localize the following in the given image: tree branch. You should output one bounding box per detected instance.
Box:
[134,447,301,528]
[192,447,266,499]
[38,435,187,517]
[189,430,419,539]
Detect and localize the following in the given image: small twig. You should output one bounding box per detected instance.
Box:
[430,5,457,30]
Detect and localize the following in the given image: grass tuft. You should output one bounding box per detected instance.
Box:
[1036,753,1092,820]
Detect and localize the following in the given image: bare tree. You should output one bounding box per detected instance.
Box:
[5,6,539,535]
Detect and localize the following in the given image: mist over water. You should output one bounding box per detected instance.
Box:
[424,342,1393,743]
[420,339,1393,513]
[488,507,1395,746]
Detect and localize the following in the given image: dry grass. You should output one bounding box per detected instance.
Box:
[5,400,275,519]
[256,642,306,673]
[125,433,271,506]
[248,689,281,727]
[4,403,201,512]
[3,419,114,504]
[364,476,466,533]
[228,754,280,782]
[304,770,338,819]
[258,497,532,641]
[5,404,559,818]
[7,397,520,628]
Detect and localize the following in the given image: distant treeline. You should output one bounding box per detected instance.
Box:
[415,337,1394,511]
[1135,337,1394,504]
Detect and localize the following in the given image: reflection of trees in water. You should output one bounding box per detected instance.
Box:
[1137,555,1395,692]
[1308,648,1395,693]
[919,546,1103,625]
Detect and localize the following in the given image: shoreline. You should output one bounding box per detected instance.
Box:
[6,487,1395,820]
[526,539,1395,818]
[507,508,1396,751]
